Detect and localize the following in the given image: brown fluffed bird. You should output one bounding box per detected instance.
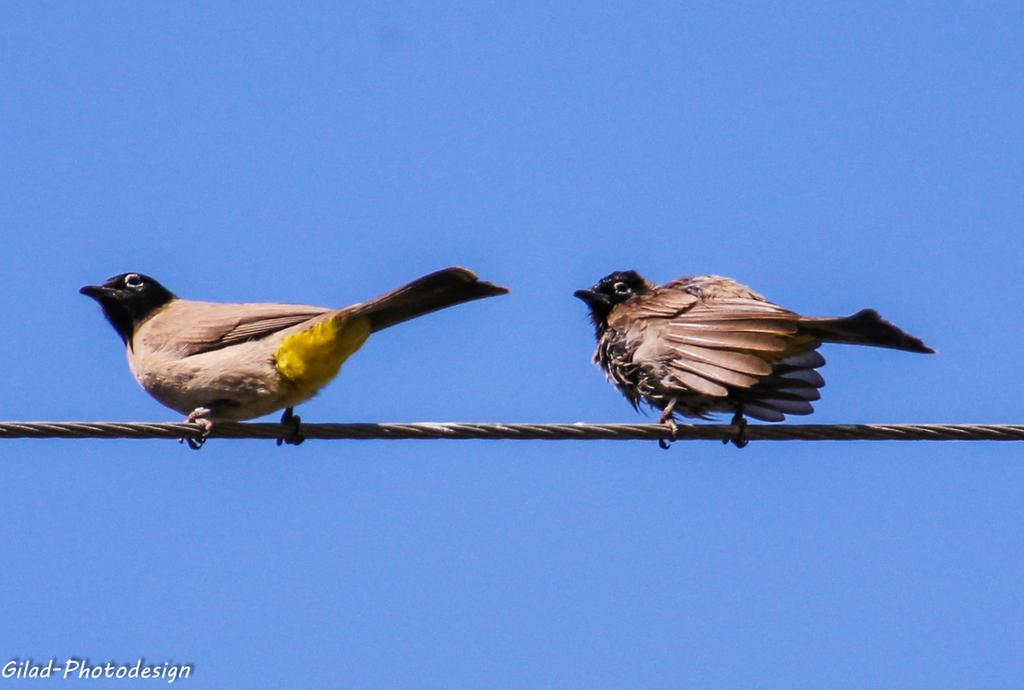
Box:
[81,267,508,448]
[575,271,934,445]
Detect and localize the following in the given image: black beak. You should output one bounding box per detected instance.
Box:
[80,284,113,300]
[574,288,610,309]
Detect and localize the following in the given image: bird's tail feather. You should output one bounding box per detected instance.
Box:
[798,309,934,354]
[348,267,508,332]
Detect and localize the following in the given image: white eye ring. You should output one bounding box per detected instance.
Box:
[613,281,630,295]
[124,274,143,288]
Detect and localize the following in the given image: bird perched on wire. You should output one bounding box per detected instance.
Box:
[81,267,508,448]
[575,271,933,447]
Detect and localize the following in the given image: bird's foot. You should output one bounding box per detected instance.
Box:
[180,408,214,450]
[277,407,305,446]
[658,402,678,450]
[724,410,748,449]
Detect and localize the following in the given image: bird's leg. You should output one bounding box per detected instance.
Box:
[658,399,679,450]
[180,407,214,450]
[725,407,749,449]
[277,407,305,446]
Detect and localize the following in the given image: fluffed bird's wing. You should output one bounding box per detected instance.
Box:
[624,278,826,419]
[140,300,331,356]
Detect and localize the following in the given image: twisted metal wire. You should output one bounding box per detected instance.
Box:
[1,421,1023,442]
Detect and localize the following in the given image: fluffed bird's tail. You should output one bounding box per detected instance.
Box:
[798,309,934,354]
[349,267,509,332]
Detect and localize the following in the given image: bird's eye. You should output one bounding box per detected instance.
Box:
[613,281,631,295]
[124,274,144,289]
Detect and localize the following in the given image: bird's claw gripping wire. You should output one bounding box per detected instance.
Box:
[277,408,305,446]
[725,410,749,449]
[658,400,679,450]
[180,408,214,450]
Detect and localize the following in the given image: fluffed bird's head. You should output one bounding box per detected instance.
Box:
[574,270,652,332]
[80,272,176,345]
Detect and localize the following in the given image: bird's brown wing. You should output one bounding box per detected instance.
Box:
[140,300,331,356]
[632,282,826,419]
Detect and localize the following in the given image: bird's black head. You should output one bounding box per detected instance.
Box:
[574,270,651,332]
[80,272,176,345]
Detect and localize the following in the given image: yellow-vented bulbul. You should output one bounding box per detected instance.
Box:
[575,271,933,445]
[82,267,508,447]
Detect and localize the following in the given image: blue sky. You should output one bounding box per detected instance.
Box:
[2,2,1022,688]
